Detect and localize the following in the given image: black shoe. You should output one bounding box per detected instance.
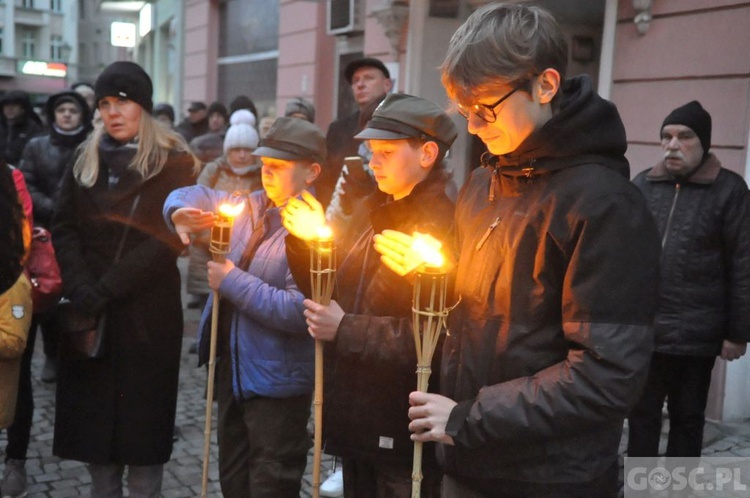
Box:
[41,357,58,383]
[188,341,198,354]
[187,300,201,309]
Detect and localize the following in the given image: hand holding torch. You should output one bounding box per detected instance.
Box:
[309,225,336,498]
[202,202,242,498]
[410,235,449,498]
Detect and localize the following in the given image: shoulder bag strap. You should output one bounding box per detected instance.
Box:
[113,193,141,263]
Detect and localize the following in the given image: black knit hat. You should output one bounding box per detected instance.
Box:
[661,100,711,154]
[94,61,153,113]
[207,101,229,121]
[153,103,175,123]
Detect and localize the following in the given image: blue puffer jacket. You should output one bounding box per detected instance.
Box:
[164,186,314,399]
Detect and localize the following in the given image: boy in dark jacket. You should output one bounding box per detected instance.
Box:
[374,4,661,497]
[281,93,457,497]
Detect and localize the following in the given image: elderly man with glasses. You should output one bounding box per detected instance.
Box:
[374,3,661,497]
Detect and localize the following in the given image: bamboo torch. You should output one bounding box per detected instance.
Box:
[202,202,243,498]
[309,225,336,498]
[410,236,449,498]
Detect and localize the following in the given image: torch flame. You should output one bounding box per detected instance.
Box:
[412,234,444,269]
[315,225,333,241]
[218,202,244,219]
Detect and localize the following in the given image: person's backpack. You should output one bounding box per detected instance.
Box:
[24,226,62,314]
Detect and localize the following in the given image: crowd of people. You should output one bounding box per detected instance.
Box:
[1,2,749,498]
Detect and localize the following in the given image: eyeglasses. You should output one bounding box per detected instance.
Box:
[455,78,530,123]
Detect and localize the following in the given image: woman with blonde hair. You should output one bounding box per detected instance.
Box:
[51,61,198,498]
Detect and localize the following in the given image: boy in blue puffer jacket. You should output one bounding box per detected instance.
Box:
[163,117,325,498]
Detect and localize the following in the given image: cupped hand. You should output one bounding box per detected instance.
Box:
[171,207,216,245]
[373,230,443,277]
[280,190,327,241]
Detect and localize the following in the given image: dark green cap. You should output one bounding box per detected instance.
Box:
[354,93,458,148]
[252,116,326,164]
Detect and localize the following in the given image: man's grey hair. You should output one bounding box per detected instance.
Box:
[441,2,568,104]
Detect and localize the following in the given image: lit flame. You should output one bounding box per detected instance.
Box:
[218,202,244,219]
[412,234,444,268]
[316,225,333,241]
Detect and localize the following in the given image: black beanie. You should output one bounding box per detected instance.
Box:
[661,100,711,154]
[95,61,153,113]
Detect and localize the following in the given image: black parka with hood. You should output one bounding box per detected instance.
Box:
[439,75,661,488]
[19,91,93,228]
[0,90,44,166]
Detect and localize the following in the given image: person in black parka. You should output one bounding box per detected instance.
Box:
[0,90,44,166]
[51,61,198,498]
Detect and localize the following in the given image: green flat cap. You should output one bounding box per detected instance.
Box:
[354,93,458,148]
[253,116,326,164]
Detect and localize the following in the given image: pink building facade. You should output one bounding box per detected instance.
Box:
[181,0,750,420]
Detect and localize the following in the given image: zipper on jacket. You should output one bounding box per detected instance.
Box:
[661,183,681,248]
[475,217,501,251]
[489,169,498,202]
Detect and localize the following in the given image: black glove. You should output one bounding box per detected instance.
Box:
[71,283,110,315]
[340,170,375,215]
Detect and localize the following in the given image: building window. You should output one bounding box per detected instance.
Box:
[51,34,63,60]
[22,0,35,9]
[0,29,3,55]
[21,30,36,58]
[218,0,280,115]
[51,0,62,12]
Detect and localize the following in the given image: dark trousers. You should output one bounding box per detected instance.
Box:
[441,461,618,498]
[216,355,311,498]
[4,317,37,461]
[342,457,441,498]
[38,309,60,359]
[627,352,717,457]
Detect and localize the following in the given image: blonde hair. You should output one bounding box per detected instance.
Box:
[74,111,200,187]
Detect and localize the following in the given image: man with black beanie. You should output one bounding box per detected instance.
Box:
[629,101,750,457]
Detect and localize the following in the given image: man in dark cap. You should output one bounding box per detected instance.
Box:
[319,57,392,207]
[164,116,324,498]
[176,101,209,142]
[628,101,750,457]
[281,93,456,497]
